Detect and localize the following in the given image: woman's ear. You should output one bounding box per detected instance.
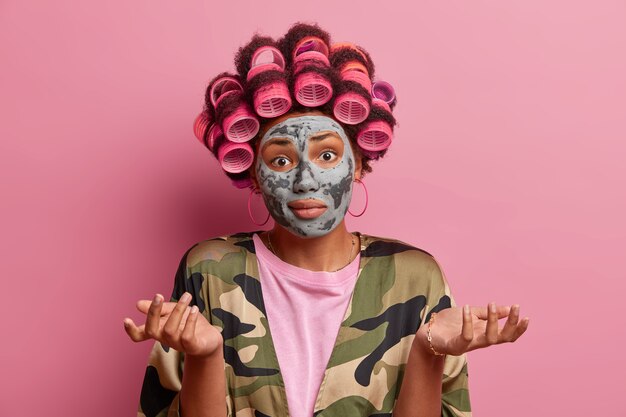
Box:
[354,153,363,181]
[249,167,260,189]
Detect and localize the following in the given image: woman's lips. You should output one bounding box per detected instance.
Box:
[288,199,327,219]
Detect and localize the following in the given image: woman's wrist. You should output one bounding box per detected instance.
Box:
[185,338,224,362]
[414,325,444,359]
[185,333,224,362]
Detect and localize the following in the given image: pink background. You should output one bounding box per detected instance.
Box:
[1,0,624,415]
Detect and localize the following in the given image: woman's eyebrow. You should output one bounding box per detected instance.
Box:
[309,132,339,142]
[266,138,293,146]
[261,137,295,153]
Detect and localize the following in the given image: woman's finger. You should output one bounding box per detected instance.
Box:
[144,294,164,339]
[136,299,177,315]
[461,305,473,343]
[485,302,499,345]
[471,305,511,320]
[163,292,192,344]
[181,305,199,351]
[511,317,530,341]
[499,305,520,342]
[124,318,149,342]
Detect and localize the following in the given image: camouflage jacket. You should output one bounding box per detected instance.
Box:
[138,231,471,417]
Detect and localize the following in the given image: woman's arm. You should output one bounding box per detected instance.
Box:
[126,294,229,417]
[394,302,528,416]
[393,332,445,417]
[180,351,228,417]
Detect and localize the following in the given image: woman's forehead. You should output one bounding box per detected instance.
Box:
[261,114,346,143]
[261,131,344,154]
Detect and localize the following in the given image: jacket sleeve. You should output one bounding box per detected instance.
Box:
[137,245,234,417]
[426,256,472,417]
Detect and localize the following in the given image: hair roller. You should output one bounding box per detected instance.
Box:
[355,100,396,151]
[291,40,333,107]
[293,36,330,61]
[371,97,391,112]
[277,22,332,68]
[341,61,369,76]
[371,80,396,109]
[217,140,255,173]
[293,66,333,107]
[332,80,371,125]
[329,43,375,79]
[331,42,368,61]
[206,124,226,153]
[246,46,292,118]
[235,35,277,77]
[341,68,372,91]
[293,49,330,73]
[356,119,393,151]
[330,44,374,123]
[193,112,213,144]
[248,46,286,78]
[222,103,260,142]
[214,83,260,143]
[210,75,244,108]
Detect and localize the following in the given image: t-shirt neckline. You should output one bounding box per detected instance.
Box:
[252,232,361,286]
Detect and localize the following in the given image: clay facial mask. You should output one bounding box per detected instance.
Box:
[255,115,355,238]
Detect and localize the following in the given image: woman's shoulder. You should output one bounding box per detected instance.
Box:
[360,232,438,264]
[183,231,257,268]
[360,233,451,299]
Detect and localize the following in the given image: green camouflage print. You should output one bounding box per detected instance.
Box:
[137,231,471,417]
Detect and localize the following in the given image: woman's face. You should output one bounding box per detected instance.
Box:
[254,114,357,238]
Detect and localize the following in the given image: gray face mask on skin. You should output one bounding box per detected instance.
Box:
[255,115,355,238]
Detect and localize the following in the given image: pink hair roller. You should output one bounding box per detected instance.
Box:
[356,120,393,152]
[330,42,369,63]
[341,68,372,91]
[210,76,260,142]
[210,76,243,108]
[332,62,373,125]
[294,72,333,107]
[222,103,260,143]
[218,140,254,173]
[371,80,395,105]
[193,112,212,143]
[293,36,330,61]
[292,37,332,106]
[249,46,286,75]
[333,92,370,125]
[293,50,330,72]
[206,124,224,152]
[253,83,292,118]
[293,50,333,107]
[247,46,292,118]
[371,97,391,112]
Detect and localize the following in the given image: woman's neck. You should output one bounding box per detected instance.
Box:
[260,221,358,272]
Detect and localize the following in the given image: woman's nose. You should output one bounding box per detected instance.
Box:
[292,161,320,193]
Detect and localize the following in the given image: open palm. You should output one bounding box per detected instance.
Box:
[418,303,529,356]
[123,292,223,358]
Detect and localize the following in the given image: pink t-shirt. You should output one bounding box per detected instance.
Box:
[252,233,361,417]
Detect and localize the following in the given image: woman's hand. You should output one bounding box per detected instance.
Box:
[123,292,223,358]
[415,302,529,356]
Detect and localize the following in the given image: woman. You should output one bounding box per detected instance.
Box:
[123,22,529,417]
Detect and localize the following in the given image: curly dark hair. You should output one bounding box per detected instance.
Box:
[196,21,397,186]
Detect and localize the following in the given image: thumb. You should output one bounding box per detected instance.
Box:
[136,299,177,315]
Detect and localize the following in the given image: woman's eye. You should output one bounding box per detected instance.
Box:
[319,151,337,162]
[271,157,291,168]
